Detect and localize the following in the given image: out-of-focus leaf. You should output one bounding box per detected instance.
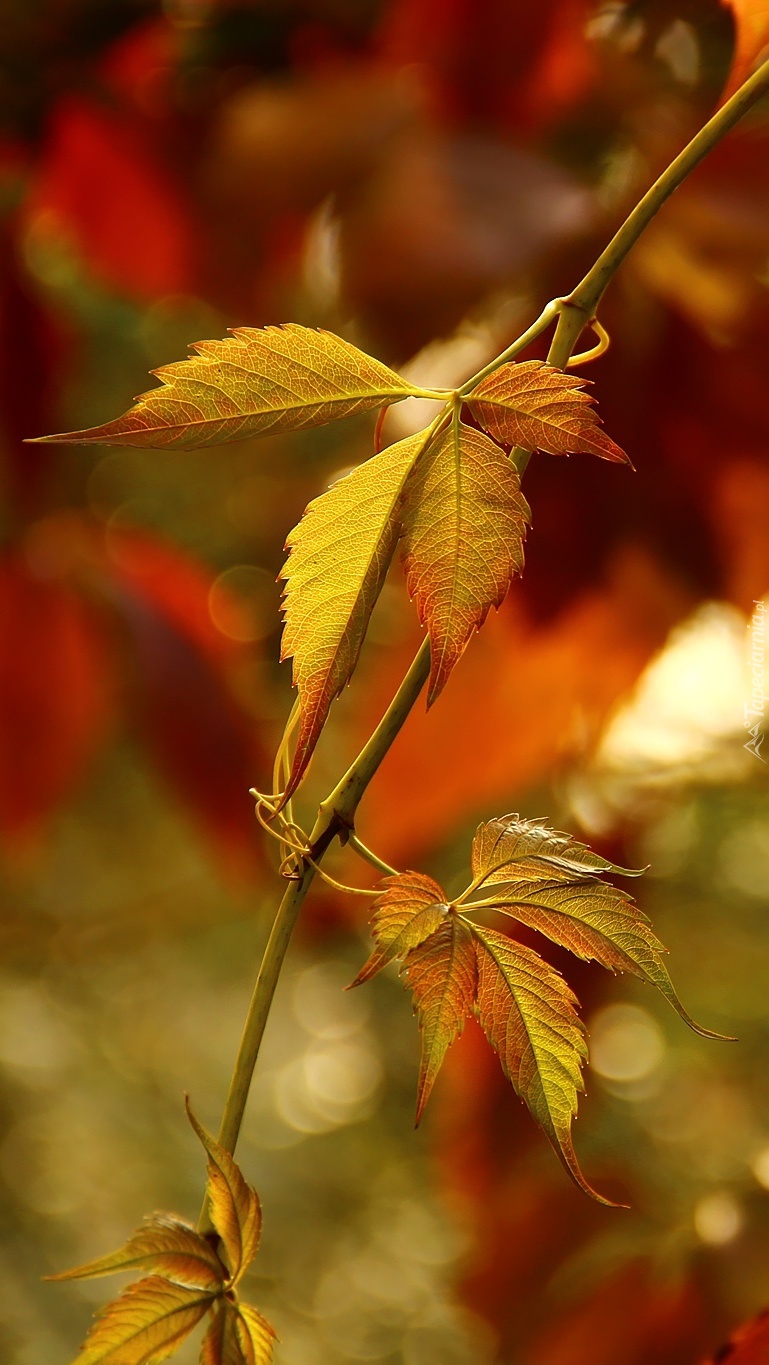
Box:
[186,1101,261,1286]
[468,360,630,465]
[48,1214,224,1292]
[470,923,613,1204]
[703,1308,769,1363]
[280,430,428,796]
[402,915,478,1123]
[30,326,416,449]
[0,552,112,846]
[400,421,529,703]
[348,870,448,987]
[722,1,769,99]
[69,1275,213,1365]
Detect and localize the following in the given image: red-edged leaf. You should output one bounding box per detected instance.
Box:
[471,922,616,1204]
[400,421,529,703]
[402,915,478,1123]
[468,360,630,465]
[722,1,769,99]
[30,326,416,449]
[48,1214,224,1292]
[348,871,448,987]
[280,430,428,797]
[186,1101,261,1286]
[69,1275,213,1364]
[470,813,641,887]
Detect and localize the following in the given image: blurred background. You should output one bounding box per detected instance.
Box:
[1,1,768,1362]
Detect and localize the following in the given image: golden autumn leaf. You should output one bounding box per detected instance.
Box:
[280,430,429,796]
[68,1275,214,1365]
[186,1101,261,1286]
[402,915,478,1123]
[722,0,769,98]
[348,870,448,987]
[467,360,630,465]
[235,1304,278,1365]
[469,924,613,1204]
[400,421,529,704]
[200,1302,275,1365]
[468,816,731,1040]
[47,1214,225,1293]
[470,813,642,887]
[29,326,417,450]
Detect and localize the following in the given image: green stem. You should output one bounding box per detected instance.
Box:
[347,831,400,878]
[210,58,769,1170]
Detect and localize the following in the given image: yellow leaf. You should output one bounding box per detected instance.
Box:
[69,1276,213,1364]
[402,915,478,1123]
[200,1306,245,1365]
[470,813,642,888]
[235,1304,277,1365]
[348,871,448,987]
[186,1102,261,1286]
[400,421,529,704]
[30,326,416,450]
[281,430,429,795]
[468,816,730,1040]
[48,1214,225,1293]
[470,924,617,1205]
[468,360,630,465]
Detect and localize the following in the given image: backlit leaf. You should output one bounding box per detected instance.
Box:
[48,1214,224,1292]
[30,326,416,450]
[469,816,730,1040]
[200,1306,244,1365]
[186,1102,260,1286]
[235,1304,277,1365]
[402,915,478,1122]
[69,1276,213,1364]
[348,870,448,987]
[400,421,529,703]
[470,923,616,1204]
[470,813,642,888]
[281,430,429,795]
[467,360,630,465]
[722,1,769,98]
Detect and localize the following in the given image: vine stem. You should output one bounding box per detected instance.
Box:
[210,57,769,1172]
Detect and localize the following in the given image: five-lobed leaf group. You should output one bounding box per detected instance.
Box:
[350,814,728,1204]
[30,324,629,798]
[49,1102,275,1365]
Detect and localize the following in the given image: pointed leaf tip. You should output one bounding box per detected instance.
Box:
[185,1098,261,1285]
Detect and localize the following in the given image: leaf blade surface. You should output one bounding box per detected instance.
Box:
[186,1102,261,1286]
[348,870,448,987]
[468,360,629,465]
[70,1275,212,1364]
[48,1214,224,1292]
[32,326,416,450]
[402,915,478,1122]
[400,421,529,703]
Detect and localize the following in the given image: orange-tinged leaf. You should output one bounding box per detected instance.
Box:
[235,1304,277,1365]
[467,360,630,465]
[69,1275,213,1364]
[402,914,478,1123]
[722,1,769,99]
[400,421,529,703]
[48,1214,224,1292]
[200,1301,275,1365]
[470,923,616,1204]
[348,870,448,987]
[470,813,642,888]
[469,816,730,1040]
[200,1306,244,1365]
[280,430,429,795]
[29,326,416,450]
[186,1102,260,1286]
